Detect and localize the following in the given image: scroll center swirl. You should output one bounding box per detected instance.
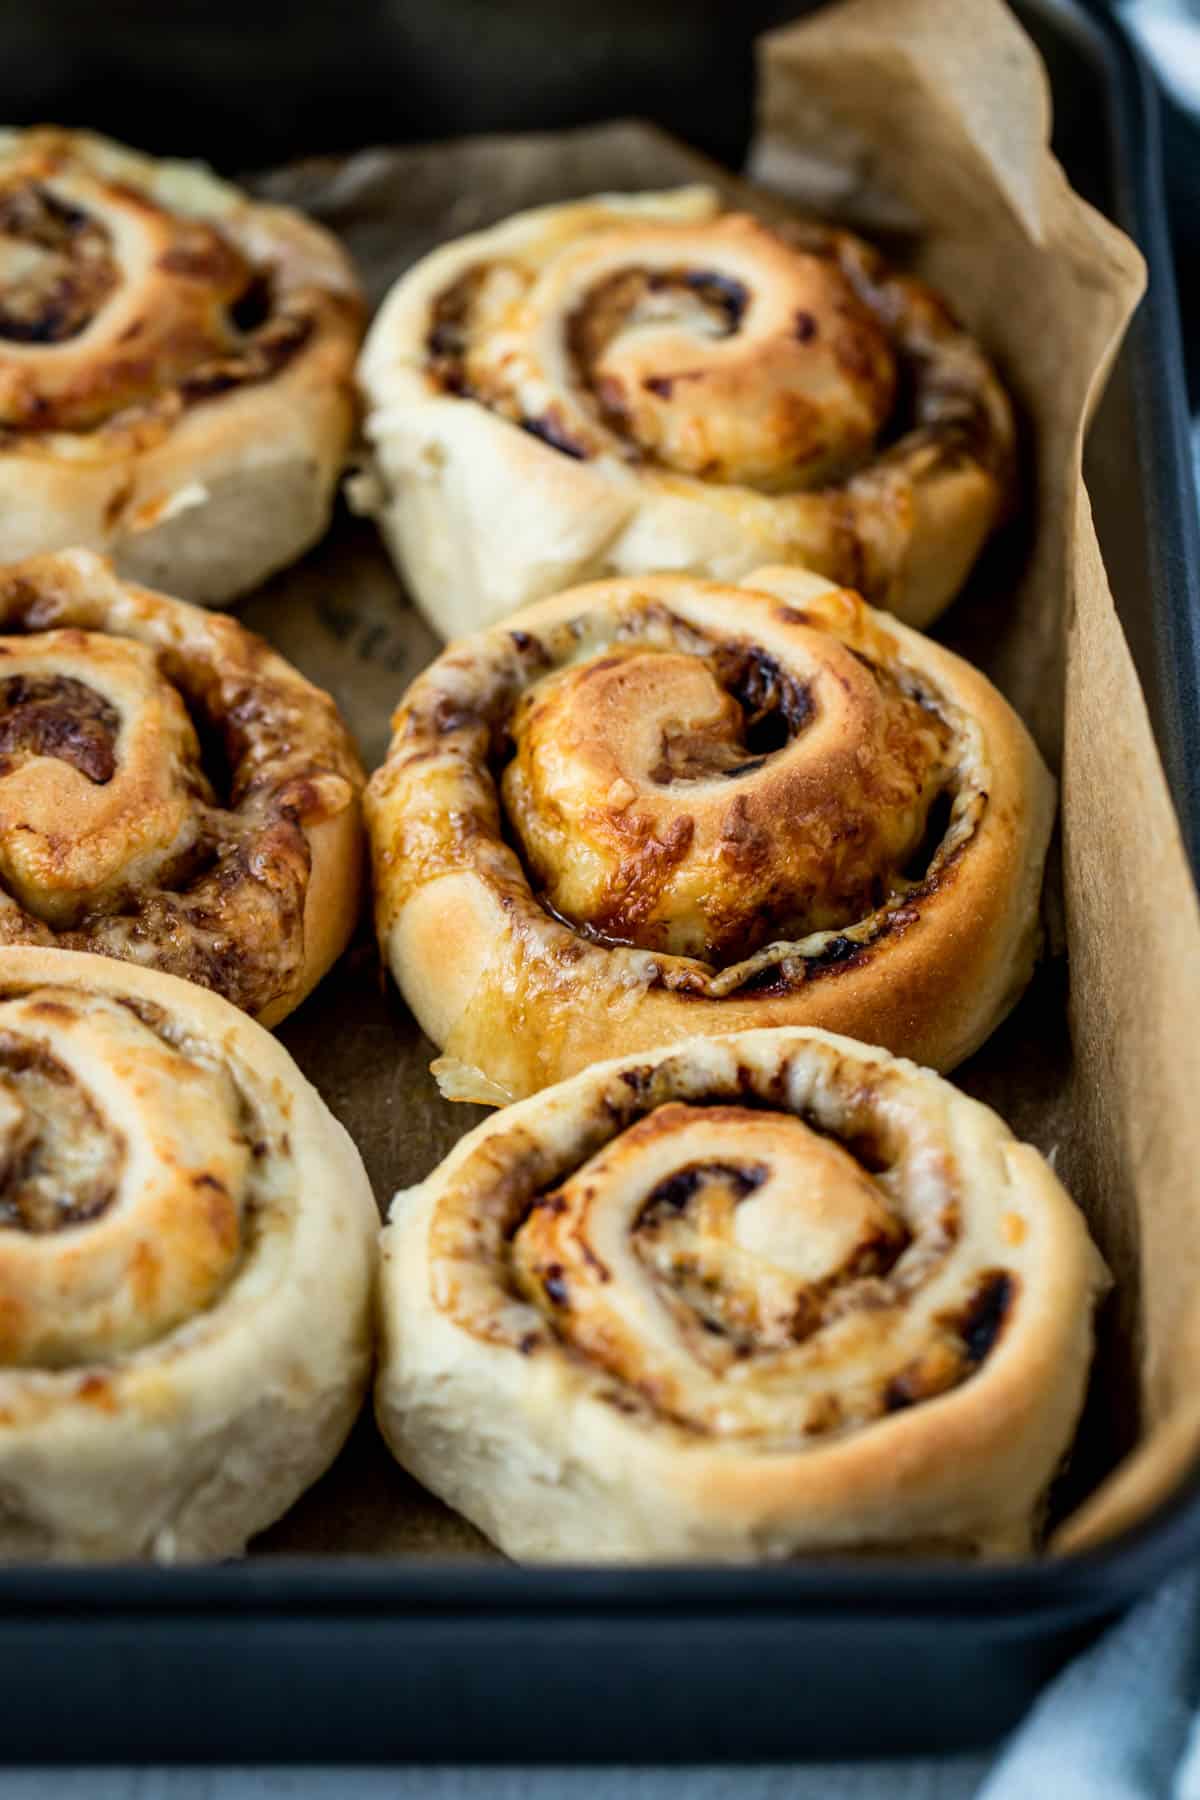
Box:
[0,986,249,1368]
[0,632,210,929]
[501,624,955,962]
[0,672,120,784]
[445,215,900,490]
[0,181,118,346]
[0,155,313,433]
[508,1098,1013,1441]
[564,229,897,487]
[0,1033,123,1232]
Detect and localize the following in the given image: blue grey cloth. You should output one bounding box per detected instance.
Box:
[980,1570,1200,1798]
[1121,0,1200,114]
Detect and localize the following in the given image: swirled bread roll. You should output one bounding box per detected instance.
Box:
[356,186,1014,639]
[377,1027,1108,1561]
[366,566,1054,1101]
[0,548,364,1025]
[0,946,376,1561]
[0,127,364,604]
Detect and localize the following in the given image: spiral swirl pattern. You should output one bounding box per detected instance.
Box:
[501,620,952,963]
[462,212,899,489]
[366,565,1054,1100]
[0,984,247,1368]
[0,128,363,604]
[358,185,1015,638]
[0,946,376,1562]
[0,127,358,434]
[378,1028,1108,1561]
[0,549,364,1024]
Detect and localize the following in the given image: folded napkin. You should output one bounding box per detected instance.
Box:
[978,1570,1200,1799]
[1121,0,1200,115]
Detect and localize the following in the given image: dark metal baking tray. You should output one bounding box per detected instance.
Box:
[0,0,1198,1764]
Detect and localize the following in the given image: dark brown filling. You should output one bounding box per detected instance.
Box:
[0,182,118,344]
[568,265,746,367]
[426,263,489,394]
[883,1272,1017,1413]
[630,1152,913,1355]
[0,596,348,1018]
[565,265,750,448]
[642,645,816,788]
[0,1036,122,1231]
[0,178,314,432]
[637,1159,768,1226]
[709,642,816,759]
[954,1270,1015,1366]
[518,409,588,460]
[0,673,120,784]
[177,301,313,406]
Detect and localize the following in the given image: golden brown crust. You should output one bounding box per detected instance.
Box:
[365,566,1055,1099]
[0,945,377,1561]
[501,630,952,961]
[0,128,365,604]
[0,549,364,1023]
[376,1027,1108,1561]
[357,186,1015,638]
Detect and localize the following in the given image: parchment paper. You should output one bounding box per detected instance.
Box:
[238,0,1197,1559]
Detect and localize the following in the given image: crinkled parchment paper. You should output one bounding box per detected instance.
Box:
[239,0,1197,1559]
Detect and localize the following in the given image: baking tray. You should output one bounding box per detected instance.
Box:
[1,0,1198,1764]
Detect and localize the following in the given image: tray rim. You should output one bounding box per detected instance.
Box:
[1073,0,1200,873]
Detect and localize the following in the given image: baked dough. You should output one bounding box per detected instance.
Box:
[356,186,1014,639]
[377,1026,1107,1561]
[0,127,364,604]
[0,945,376,1561]
[0,548,364,1025]
[366,566,1054,1100]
